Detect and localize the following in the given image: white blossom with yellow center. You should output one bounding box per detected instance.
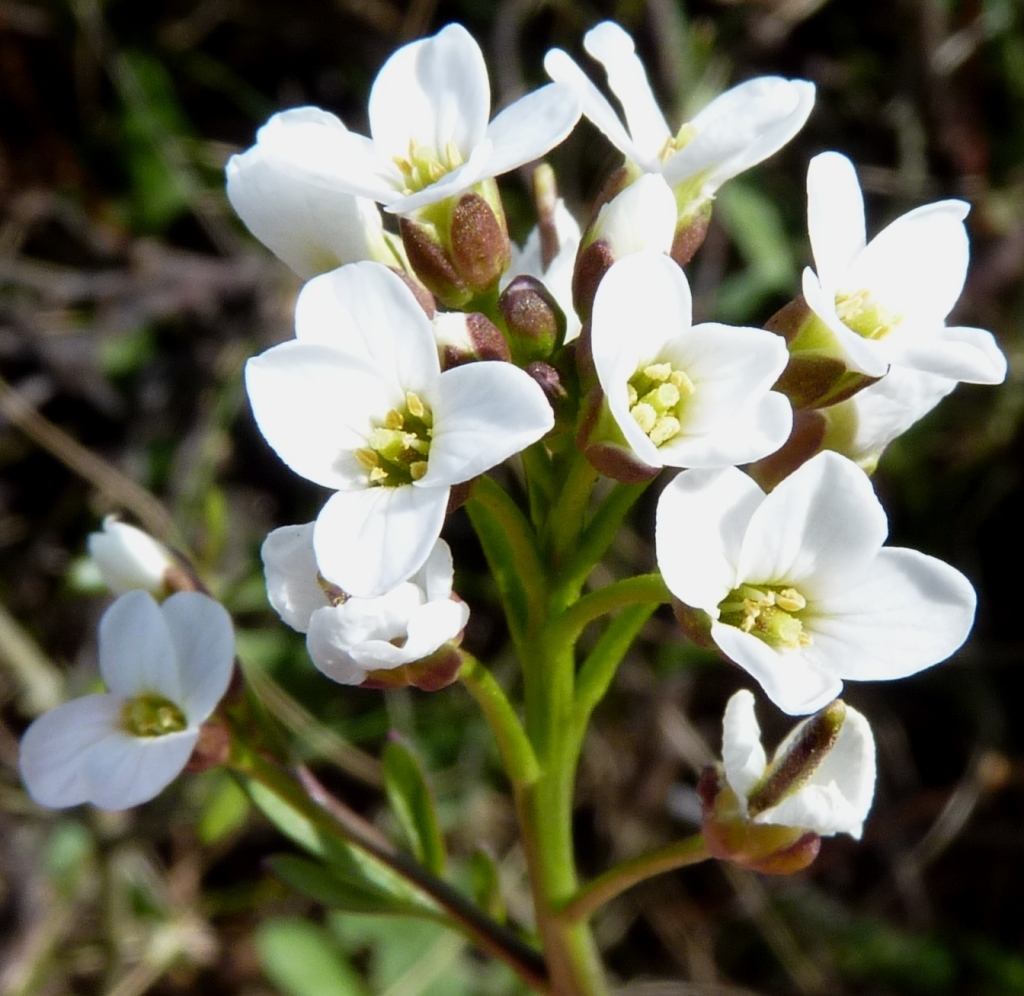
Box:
[656,452,978,715]
[591,251,792,470]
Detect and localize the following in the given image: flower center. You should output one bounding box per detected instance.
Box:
[718,584,812,650]
[355,392,433,487]
[660,122,699,164]
[627,361,695,447]
[121,693,188,737]
[394,139,465,195]
[834,288,900,340]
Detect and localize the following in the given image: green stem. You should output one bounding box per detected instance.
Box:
[229,740,550,993]
[459,654,540,787]
[546,451,599,575]
[560,833,711,924]
[548,573,669,654]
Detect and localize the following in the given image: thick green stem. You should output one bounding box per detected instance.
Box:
[560,833,711,924]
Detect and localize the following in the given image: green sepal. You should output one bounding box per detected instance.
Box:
[383,739,447,876]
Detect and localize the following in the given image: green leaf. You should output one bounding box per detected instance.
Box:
[197,771,250,845]
[267,854,439,919]
[257,917,367,996]
[468,848,506,924]
[383,739,447,876]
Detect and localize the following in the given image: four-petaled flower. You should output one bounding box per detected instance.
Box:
[802,151,1007,384]
[590,251,792,470]
[263,525,468,686]
[656,451,977,714]
[545,21,814,216]
[236,24,580,217]
[19,591,234,810]
[245,260,554,598]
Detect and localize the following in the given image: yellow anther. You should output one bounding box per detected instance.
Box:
[406,392,425,418]
[649,415,681,446]
[355,448,379,470]
[631,402,657,433]
[643,362,673,382]
[627,384,639,406]
[670,370,695,394]
[369,466,389,483]
[384,409,405,430]
[410,461,428,481]
[776,588,807,612]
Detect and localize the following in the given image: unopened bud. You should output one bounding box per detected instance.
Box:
[498,276,565,364]
[361,642,464,693]
[670,205,711,267]
[450,190,511,295]
[400,215,471,308]
[747,409,828,491]
[433,312,510,369]
[88,516,186,597]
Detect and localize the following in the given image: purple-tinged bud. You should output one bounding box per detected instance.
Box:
[572,240,616,327]
[498,275,565,364]
[400,215,471,309]
[392,269,437,318]
[670,205,712,267]
[433,312,510,369]
[360,641,465,693]
[747,409,828,491]
[450,190,511,294]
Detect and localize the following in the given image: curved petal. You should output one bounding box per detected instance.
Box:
[262,523,329,633]
[848,200,970,327]
[159,592,235,724]
[660,390,792,468]
[313,485,448,598]
[99,591,179,702]
[307,609,370,685]
[419,362,554,487]
[226,109,388,277]
[19,695,122,808]
[737,452,889,596]
[483,84,581,178]
[885,325,1008,384]
[348,599,469,669]
[295,262,440,388]
[806,152,865,292]
[369,23,489,163]
[805,547,976,680]
[82,730,197,810]
[245,342,399,491]
[591,175,677,256]
[415,539,455,601]
[544,48,647,167]
[721,689,767,806]
[655,466,764,612]
[664,78,814,190]
[759,781,863,838]
[582,21,670,162]
[711,622,842,715]
[88,517,173,596]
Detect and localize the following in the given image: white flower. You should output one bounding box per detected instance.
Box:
[507,197,582,341]
[87,516,176,596]
[262,525,468,685]
[802,151,1007,383]
[226,108,401,278]
[655,451,977,715]
[591,251,792,469]
[19,591,234,810]
[587,173,677,257]
[722,690,875,839]
[245,261,554,598]
[545,21,813,210]
[241,24,579,216]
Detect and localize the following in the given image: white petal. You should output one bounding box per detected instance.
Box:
[664,78,815,191]
[245,342,399,491]
[806,152,866,293]
[721,689,767,806]
[544,48,647,167]
[82,730,197,810]
[655,466,764,613]
[583,22,670,162]
[711,622,842,715]
[262,523,329,632]
[848,200,970,327]
[306,609,371,685]
[369,23,489,164]
[88,517,173,596]
[885,325,1008,384]
[98,591,180,702]
[805,547,976,681]
[294,262,440,387]
[659,390,792,469]
[313,485,448,598]
[590,174,677,255]
[20,695,123,808]
[226,109,389,277]
[351,598,469,670]
[483,84,581,178]
[736,451,888,597]
[419,362,554,487]
[413,539,456,602]
[759,781,862,838]
[801,267,891,377]
[159,592,234,724]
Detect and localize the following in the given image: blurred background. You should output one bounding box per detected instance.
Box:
[2,0,1024,993]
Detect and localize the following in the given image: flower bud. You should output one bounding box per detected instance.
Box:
[766,296,880,410]
[450,187,511,294]
[360,642,465,692]
[746,409,829,491]
[400,215,471,309]
[498,276,565,364]
[87,516,188,597]
[433,312,510,369]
